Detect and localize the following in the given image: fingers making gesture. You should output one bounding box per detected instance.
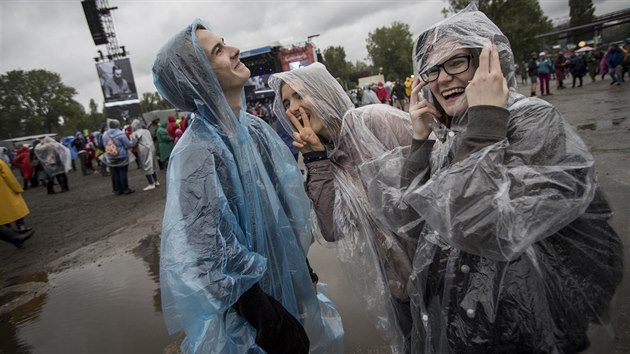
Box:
[465,41,509,108]
[286,107,325,153]
[409,77,440,140]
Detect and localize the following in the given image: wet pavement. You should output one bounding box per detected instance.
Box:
[0,75,628,353]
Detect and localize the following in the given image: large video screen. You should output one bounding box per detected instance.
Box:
[289,60,311,70]
[96,58,139,104]
[244,74,274,101]
[245,74,272,92]
[104,102,142,122]
[278,43,316,72]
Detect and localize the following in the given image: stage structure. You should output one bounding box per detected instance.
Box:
[240,46,282,102]
[82,0,141,122]
[240,41,320,103]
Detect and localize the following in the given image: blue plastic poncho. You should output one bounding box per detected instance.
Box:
[61,136,78,161]
[153,19,343,353]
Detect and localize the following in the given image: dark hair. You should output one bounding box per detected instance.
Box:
[112,66,122,74]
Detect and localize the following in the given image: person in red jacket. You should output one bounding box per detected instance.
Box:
[179,115,187,132]
[12,146,34,190]
[374,81,391,104]
[165,115,179,139]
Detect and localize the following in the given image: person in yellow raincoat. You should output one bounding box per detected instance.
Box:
[0,159,34,248]
[404,76,413,99]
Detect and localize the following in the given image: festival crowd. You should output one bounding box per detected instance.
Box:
[1,4,626,353]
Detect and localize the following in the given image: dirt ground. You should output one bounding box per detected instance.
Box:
[0,164,168,279]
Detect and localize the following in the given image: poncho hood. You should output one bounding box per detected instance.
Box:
[153,19,242,135]
[413,3,516,91]
[269,62,354,144]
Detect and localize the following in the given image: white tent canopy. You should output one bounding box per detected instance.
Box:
[576,46,594,53]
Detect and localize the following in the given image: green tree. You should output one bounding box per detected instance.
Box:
[140,91,173,112]
[444,0,553,63]
[87,99,105,124]
[569,0,595,44]
[0,69,84,139]
[366,22,414,81]
[58,100,89,137]
[323,45,351,84]
[62,98,106,135]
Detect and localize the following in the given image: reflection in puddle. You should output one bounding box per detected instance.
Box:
[132,231,162,314]
[578,117,629,131]
[308,244,390,353]
[0,245,174,353]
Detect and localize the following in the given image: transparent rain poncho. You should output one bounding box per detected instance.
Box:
[363,4,624,353]
[130,119,155,175]
[153,20,343,353]
[34,136,71,177]
[270,63,417,353]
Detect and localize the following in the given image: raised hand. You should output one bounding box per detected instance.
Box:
[409,77,440,140]
[465,41,509,108]
[286,107,325,153]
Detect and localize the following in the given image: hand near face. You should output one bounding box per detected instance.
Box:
[465,42,509,108]
[409,77,440,140]
[286,107,326,153]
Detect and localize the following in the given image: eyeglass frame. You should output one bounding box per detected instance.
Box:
[419,54,474,83]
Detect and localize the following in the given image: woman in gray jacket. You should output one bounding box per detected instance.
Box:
[270,63,418,353]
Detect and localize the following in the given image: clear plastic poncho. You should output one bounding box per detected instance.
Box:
[269,63,416,353]
[364,4,624,353]
[152,19,343,353]
[34,136,71,177]
[130,119,155,175]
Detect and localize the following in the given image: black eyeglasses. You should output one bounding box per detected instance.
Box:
[420,54,473,82]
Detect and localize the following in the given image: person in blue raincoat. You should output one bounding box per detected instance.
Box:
[152,19,344,353]
[61,135,78,171]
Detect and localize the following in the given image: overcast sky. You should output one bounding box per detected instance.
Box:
[0,0,627,111]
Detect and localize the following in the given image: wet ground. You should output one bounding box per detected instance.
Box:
[0,76,629,353]
[0,166,175,353]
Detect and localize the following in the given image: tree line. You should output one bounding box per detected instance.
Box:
[0,70,174,140]
[0,0,605,140]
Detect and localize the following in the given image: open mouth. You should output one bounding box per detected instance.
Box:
[441,87,465,101]
[295,112,310,126]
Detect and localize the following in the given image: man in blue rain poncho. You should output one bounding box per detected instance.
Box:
[152,20,343,353]
[364,4,623,353]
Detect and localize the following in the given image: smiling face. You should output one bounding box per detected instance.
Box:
[196,28,250,92]
[425,47,476,117]
[280,82,329,139]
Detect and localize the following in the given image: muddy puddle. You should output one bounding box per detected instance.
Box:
[578,117,630,131]
[0,237,175,353]
[0,233,392,353]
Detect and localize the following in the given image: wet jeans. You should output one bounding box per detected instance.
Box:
[112,164,130,193]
